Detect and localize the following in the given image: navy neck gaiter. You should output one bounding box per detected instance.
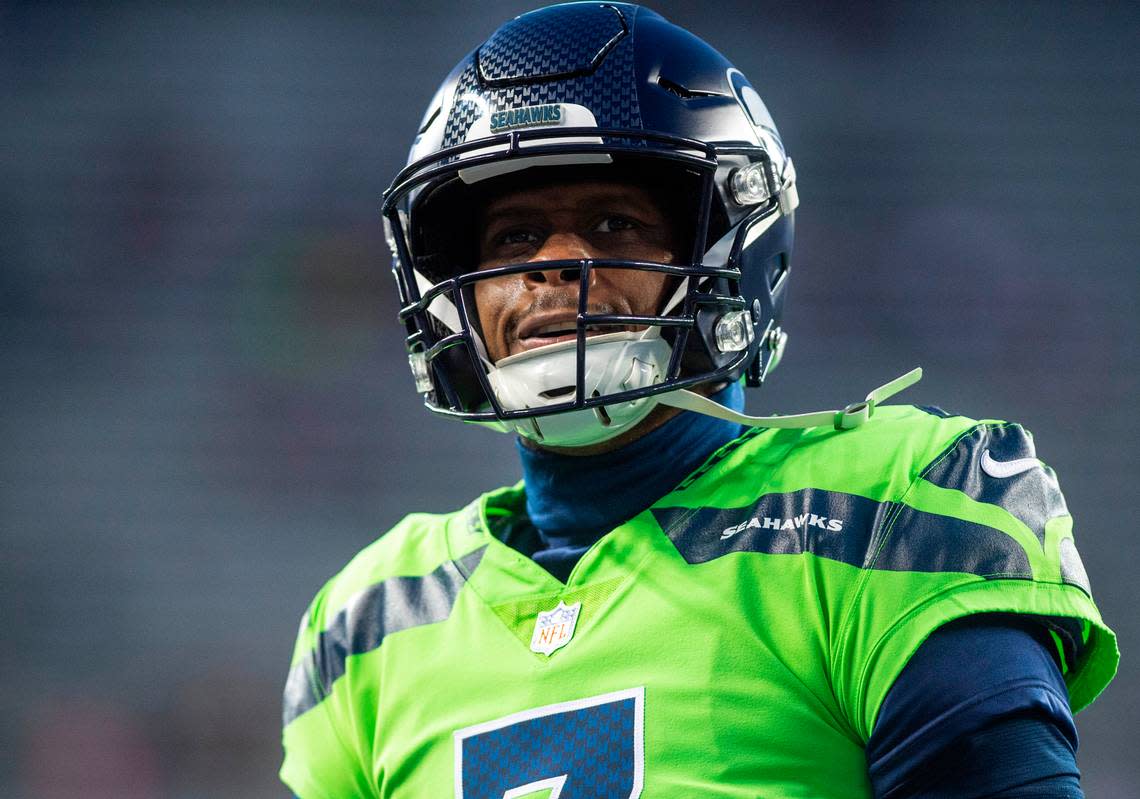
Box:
[515,381,745,581]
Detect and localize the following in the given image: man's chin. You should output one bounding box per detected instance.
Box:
[521,403,684,457]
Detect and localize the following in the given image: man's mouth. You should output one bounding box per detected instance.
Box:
[512,311,617,354]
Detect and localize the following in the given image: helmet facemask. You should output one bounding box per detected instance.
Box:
[383,127,791,446]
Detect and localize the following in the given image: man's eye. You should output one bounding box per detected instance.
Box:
[497,228,540,246]
[594,216,639,233]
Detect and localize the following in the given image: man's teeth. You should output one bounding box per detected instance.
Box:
[530,323,602,337]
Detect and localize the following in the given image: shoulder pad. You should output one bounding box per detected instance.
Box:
[915,421,1088,593]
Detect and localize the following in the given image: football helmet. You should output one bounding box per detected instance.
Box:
[382,2,800,446]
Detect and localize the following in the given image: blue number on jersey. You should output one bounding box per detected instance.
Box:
[454,687,644,799]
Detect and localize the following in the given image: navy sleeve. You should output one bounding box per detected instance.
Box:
[867,615,1081,798]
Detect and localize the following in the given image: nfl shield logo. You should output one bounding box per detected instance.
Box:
[529,600,581,656]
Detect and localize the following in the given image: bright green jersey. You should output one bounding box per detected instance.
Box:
[280,406,1117,798]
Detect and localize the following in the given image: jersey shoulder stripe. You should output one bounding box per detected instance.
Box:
[914,420,1088,594]
[284,504,486,726]
[283,546,484,725]
[653,484,1035,581]
[653,405,1020,575]
[653,406,1087,587]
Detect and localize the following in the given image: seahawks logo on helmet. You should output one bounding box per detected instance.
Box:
[489,104,564,133]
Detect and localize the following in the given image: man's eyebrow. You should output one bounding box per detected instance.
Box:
[480,205,546,227]
[481,191,659,226]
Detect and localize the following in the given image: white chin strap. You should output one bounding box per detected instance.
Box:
[481,339,923,446]
[483,330,673,448]
[655,367,924,431]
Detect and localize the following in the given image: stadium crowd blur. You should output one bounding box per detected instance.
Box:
[2,2,1136,797]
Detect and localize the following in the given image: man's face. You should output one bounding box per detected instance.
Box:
[474,180,678,363]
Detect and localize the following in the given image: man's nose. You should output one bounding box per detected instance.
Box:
[523,232,598,287]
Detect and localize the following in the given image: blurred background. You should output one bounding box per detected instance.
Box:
[1,1,1137,796]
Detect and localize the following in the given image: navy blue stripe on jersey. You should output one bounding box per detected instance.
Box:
[654,489,884,567]
[654,490,1034,578]
[878,504,1032,577]
[868,616,1079,798]
[920,423,1090,594]
[282,547,485,725]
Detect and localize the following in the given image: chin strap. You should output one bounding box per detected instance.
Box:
[657,367,923,431]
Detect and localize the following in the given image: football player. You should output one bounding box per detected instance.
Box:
[281,4,1118,797]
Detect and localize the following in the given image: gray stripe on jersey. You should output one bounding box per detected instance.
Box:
[283,546,486,726]
[919,422,1089,594]
[920,423,1066,548]
[1058,537,1092,596]
[653,488,1031,578]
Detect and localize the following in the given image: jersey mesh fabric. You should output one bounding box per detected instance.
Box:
[280,406,1118,798]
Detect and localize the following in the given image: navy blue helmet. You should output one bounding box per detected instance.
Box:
[382,2,798,446]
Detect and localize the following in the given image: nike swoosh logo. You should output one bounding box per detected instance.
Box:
[980,449,1039,479]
